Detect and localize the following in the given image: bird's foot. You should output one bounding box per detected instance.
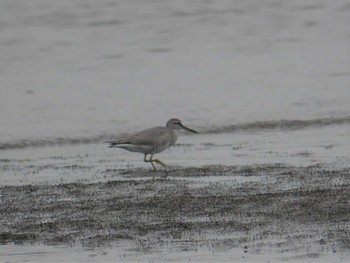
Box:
[152,159,168,168]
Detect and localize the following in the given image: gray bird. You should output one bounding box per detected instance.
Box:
[107,118,198,170]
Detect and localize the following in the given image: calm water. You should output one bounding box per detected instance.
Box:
[0,0,349,182]
[1,0,349,144]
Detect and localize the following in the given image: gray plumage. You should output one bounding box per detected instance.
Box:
[107,118,198,170]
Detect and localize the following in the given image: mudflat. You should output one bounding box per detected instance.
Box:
[1,165,349,261]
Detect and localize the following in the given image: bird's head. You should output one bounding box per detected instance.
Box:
[166,118,198,133]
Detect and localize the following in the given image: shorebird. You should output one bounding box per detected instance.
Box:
[107,118,198,170]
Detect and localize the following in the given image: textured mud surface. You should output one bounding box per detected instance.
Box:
[1,165,349,259]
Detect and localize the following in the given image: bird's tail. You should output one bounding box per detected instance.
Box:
[104,140,131,148]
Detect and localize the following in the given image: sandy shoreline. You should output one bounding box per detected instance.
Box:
[1,165,349,261]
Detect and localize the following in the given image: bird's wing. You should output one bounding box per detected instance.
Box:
[129,127,169,146]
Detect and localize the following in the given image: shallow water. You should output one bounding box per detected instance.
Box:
[1,0,350,144]
[1,123,350,186]
[0,244,349,263]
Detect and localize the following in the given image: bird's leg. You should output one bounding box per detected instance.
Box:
[144,154,157,171]
[150,156,168,168]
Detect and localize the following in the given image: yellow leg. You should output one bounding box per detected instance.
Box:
[152,159,168,168]
[144,154,168,170]
[144,154,157,171]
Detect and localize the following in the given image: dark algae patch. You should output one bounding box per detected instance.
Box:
[0,165,349,256]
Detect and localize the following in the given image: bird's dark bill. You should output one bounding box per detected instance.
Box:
[181,124,198,133]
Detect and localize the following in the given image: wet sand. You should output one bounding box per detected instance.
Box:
[1,165,349,261]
